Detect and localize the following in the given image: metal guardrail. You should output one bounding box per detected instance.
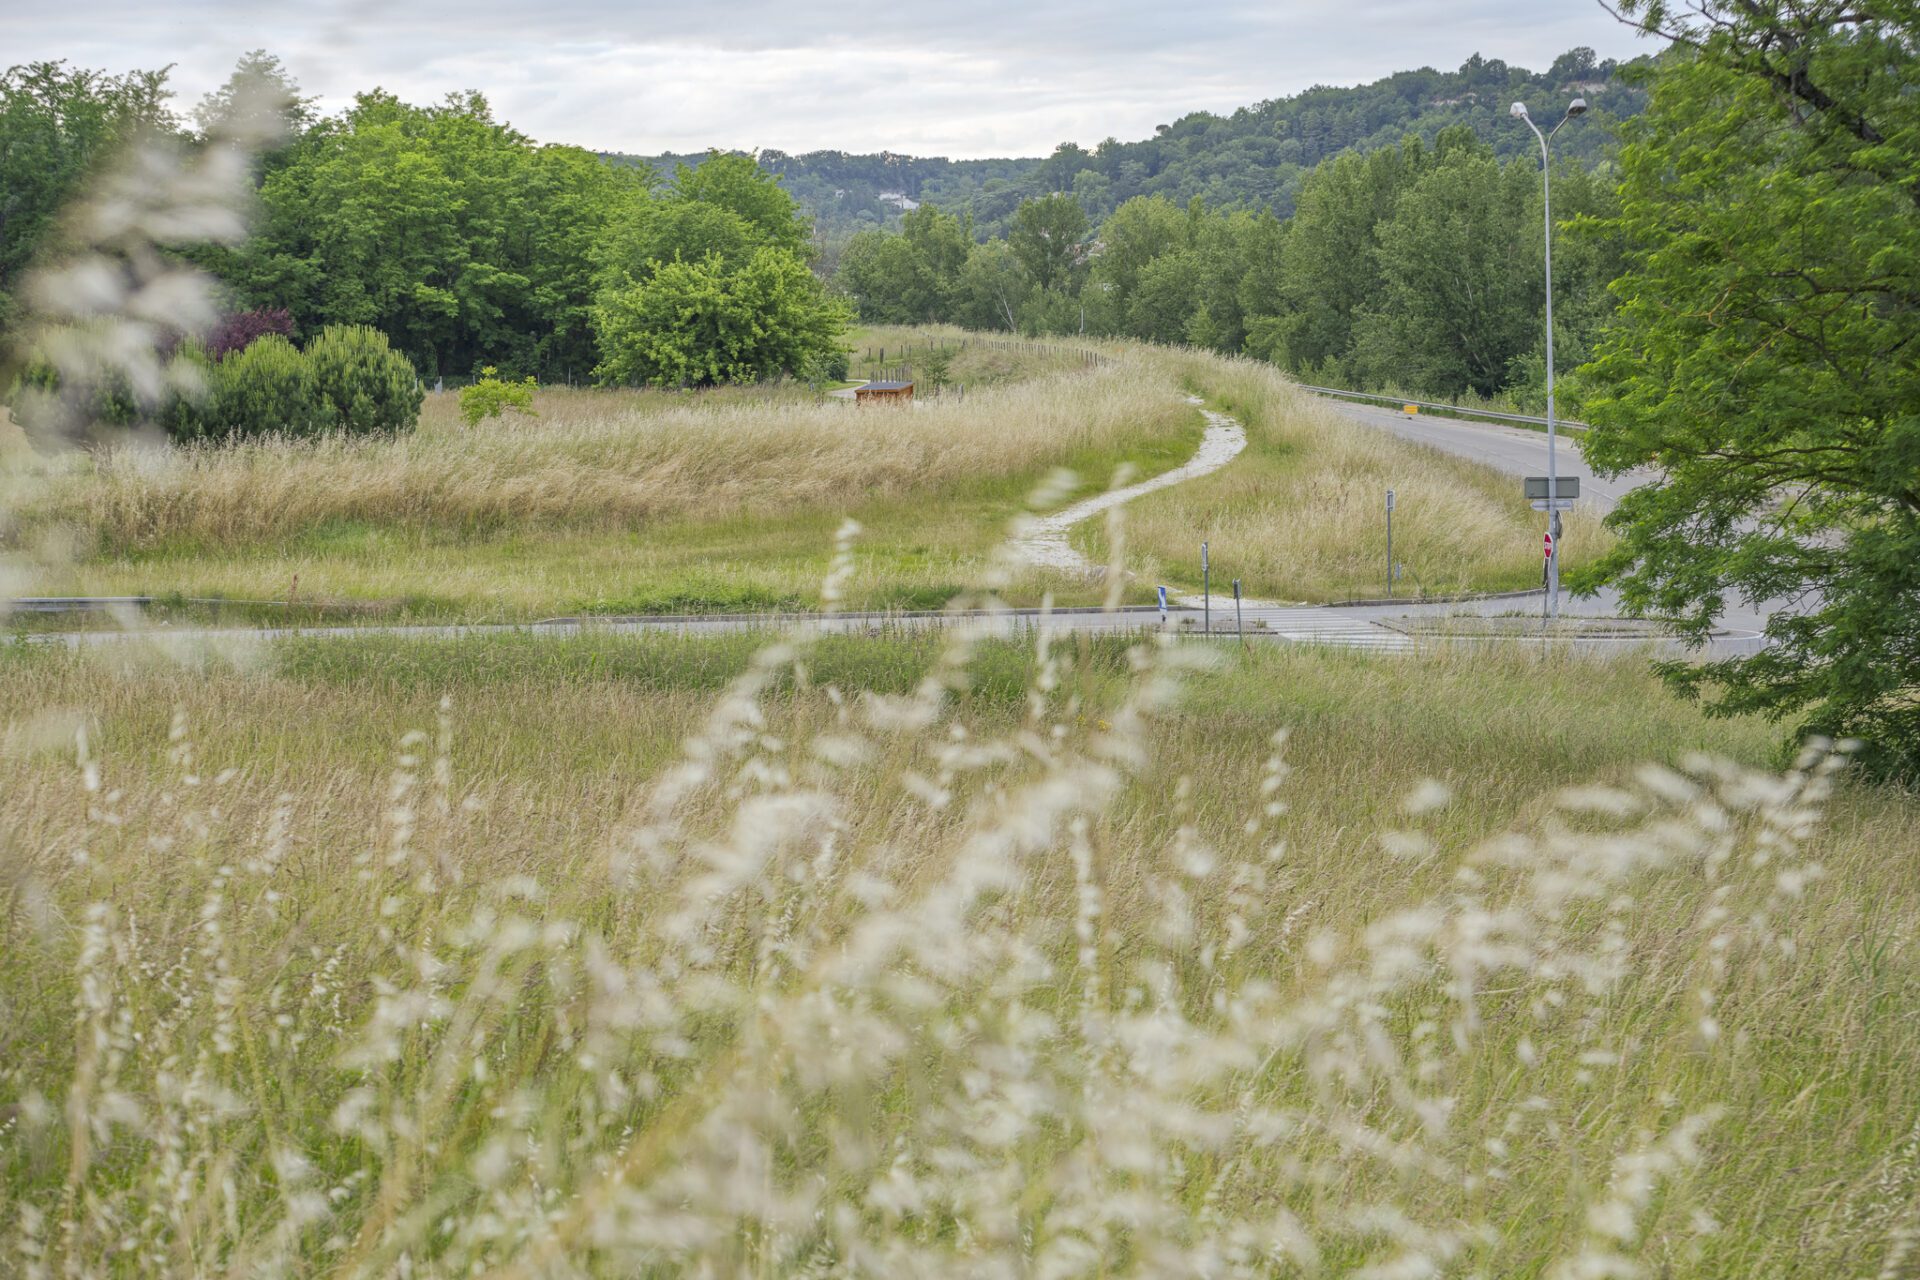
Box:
[1298,384,1589,432]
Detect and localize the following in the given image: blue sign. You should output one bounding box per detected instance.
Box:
[1157,585,1169,623]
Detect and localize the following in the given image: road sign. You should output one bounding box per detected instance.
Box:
[1157,585,1168,624]
[1385,488,1396,512]
[1543,531,1555,560]
[1525,476,1580,500]
[1529,499,1577,511]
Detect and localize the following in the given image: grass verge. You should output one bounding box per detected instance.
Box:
[1078,352,1614,603]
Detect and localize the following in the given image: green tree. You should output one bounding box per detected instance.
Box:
[459,366,537,425]
[305,323,424,433]
[835,229,935,323]
[202,333,326,438]
[191,49,313,141]
[1353,143,1537,396]
[1087,196,1189,334]
[898,203,972,316]
[1270,138,1425,377]
[593,247,848,388]
[1007,193,1088,293]
[0,61,173,332]
[1126,252,1201,344]
[210,86,647,382]
[670,152,810,258]
[831,204,972,324]
[601,200,752,280]
[950,240,1030,332]
[1578,1,1920,777]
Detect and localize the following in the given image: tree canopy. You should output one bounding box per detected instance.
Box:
[201,90,653,381]
[1573,1,1920,777]
[623,48,1650,245]
[0,61,173,330]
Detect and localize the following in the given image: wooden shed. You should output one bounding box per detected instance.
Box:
[854,380,914,404]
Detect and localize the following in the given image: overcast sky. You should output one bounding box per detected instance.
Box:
[3,1,1652,158]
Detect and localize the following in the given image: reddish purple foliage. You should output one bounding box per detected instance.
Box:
[206,308,294,361]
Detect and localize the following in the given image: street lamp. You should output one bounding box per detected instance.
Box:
[1511,97,1585,620]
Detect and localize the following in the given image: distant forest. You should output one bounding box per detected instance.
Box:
[615,47,1648,243]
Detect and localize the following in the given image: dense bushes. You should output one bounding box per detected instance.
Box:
[195,335,324,438]
[9,318,441,448]
[10,324,425,443]
[166,325,422,440]
[305,325,425,434]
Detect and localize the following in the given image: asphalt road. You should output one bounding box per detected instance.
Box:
[1315,398,1775,646]
[1314,399,1657,507]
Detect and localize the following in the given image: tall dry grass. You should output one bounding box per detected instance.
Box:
[1111,351,1614,600]
[4,586,1918,1274]
[25,360,1189,550]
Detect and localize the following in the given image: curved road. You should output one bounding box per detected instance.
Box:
[1313,398,1774,647]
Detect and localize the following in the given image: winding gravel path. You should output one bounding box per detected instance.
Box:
[1011,398,1245,573]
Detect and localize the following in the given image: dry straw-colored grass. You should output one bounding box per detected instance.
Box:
[1117,352,1615,600]
[18,336,1615,611]
[30,358,1189,549]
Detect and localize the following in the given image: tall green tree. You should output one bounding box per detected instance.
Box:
[835,229,937,323]
[950,240,1029,332]
[0,61,173,332]
[592,247,847,387]
[1086,195,1189,335]
[671,152,811,259]
[832,204,971,323]
[1354,141,1537,396]
[207,80,648,380]
[1579,1,1920,777]
[1268,138,1426,375]
[1007,194,1088,293]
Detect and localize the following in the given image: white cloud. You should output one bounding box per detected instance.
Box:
[1,0,1653,156]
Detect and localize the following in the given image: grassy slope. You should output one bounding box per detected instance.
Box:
[12,332,1612,625]
[12,335,1193,621]
[1078,352,1614,603]
[2,631,1917,1273]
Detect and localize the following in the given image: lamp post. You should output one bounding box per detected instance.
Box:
[1510,97,1585,620]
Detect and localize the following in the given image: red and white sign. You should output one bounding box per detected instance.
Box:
[1543,532,1555,560]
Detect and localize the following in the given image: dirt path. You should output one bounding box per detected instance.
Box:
[1011,398,1246,573]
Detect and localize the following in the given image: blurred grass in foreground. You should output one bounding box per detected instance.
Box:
[3,629,1916,1274]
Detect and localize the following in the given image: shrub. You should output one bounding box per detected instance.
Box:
[805,347,852,383]
[593,247,851,388]
[306,324,424,434]
[204,308,294,361]
[458,365,538,426]
[6,355,144,446]
[154,340,214,438]
[201,334,325,438]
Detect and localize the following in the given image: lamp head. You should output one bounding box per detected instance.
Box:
[1567,98,1588,116]
[1510,101,1529,118]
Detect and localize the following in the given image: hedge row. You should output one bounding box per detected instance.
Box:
[175,325,425,440]
[15,324,424,443]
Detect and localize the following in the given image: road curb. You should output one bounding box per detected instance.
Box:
[1328,588,1546,608]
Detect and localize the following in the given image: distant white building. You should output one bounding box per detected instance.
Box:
[878,191,920,211]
